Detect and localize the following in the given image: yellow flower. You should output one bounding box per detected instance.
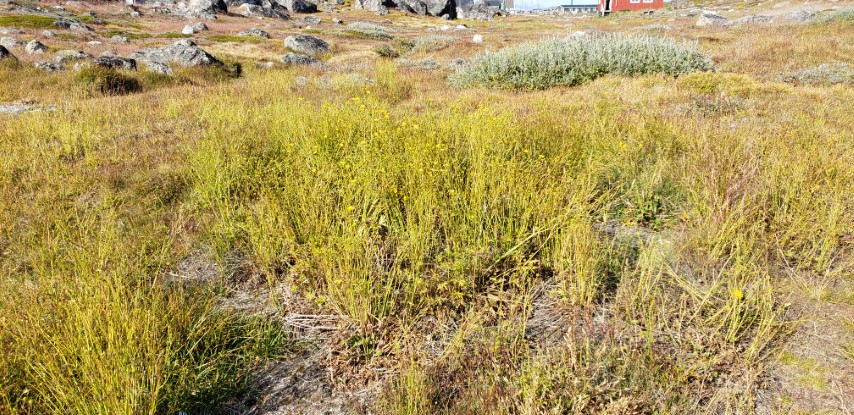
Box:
[346,205,355,212]
[731,289,744,300]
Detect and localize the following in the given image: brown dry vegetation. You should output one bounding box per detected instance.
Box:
[1,1,852,414]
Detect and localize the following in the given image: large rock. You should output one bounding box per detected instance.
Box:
[284,35,328,56]
[281,52,321,67]
[93,56,137,71]
[238,28,270,38]
[54,18,93,31]
[393,0,454,16]
[724,15,772,26]
[25,39,47,54]
[129,39,221,67]
[35,61,63,72]
[696,12,728,27]
[175,0,228,19]
[456,0,498,20]
[278,0,318,13]
[0,45,16,61]
[0,37,22,49]
[55,50,93,63]
[231,0,290,18]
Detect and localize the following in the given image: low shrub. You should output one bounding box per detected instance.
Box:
[814,8,854,24]
[450,33,713,90]
[375,44,400,58]
[410,35,456,54]
[343,22,393,40]
[75,66,141,95]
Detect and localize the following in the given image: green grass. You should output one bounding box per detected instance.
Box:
[0,12,852,415]
[0,14,56,29]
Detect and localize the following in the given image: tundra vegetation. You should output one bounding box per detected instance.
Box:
[0,1,852,414]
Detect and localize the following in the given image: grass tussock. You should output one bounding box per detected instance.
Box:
[450,33,713,90]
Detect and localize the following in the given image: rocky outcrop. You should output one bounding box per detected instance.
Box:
[456,0,499,20]
[284,35,328,56]
[724,15,773,26]
[354,0,391,15]
[394,0,455,17]
[174,0,228,20]
[129,40,220,67]
[281,52,321,67]
[696,11,727,27]
[54,18,93,31]
[93,56,137,71]
[231,0,290,18]
[278,0,318,13]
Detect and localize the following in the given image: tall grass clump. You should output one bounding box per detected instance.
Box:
[450,33,713,90]
[344,22,393,40]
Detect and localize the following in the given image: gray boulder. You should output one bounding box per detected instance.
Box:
[54,18,93,31]
[299,15,321,24]
[354,0,391,14]
[0,45,16,61]
[129,39,221,67]
[175,0,228,19]
[456,0,498,20]
[238,28,270,38]
[279,0,318,13]
[696,12,728,27]
[0,37,22,49]
[724,15,773,26]
[394,0,454,17]
[25,39,47,54]
[35,61,63,72]
[284,35,328,56]
[192,22,209,31]
[111,35,130,43]
[0,29,25,35]
[233,0,290,18]
[783,10,817,22]
[42,30,56,37]
[182,24,195,35]
[55,50,94,63]
[93,56,137,71]
[281,52,321,67]
[143,61,173,74]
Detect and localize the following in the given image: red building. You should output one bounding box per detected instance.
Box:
[598,0,663,14]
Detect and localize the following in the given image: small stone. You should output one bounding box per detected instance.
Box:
[237,28,270,38]
[93,56,137,71]
[281,52,321,67]
[25,40,47,54]
[111,35,130,43]
[472,34,483,43]
[439,24,450,31]
[0,37,22,49]
[42,30,56,37]
[55,50,94,63]
[192,22,209,32]
[35,61,63,72]
[182,24,195,35]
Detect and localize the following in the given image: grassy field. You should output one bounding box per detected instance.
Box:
[1,2,852,414]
